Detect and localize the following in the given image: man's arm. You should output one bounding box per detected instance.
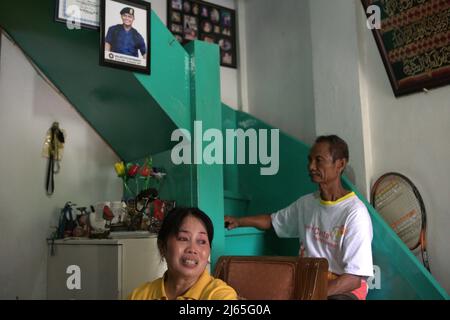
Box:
[327,274,362,297]
[105,26,114,51]
[136,32,147,59]
[224,215,272,231]
[332,207,373,297]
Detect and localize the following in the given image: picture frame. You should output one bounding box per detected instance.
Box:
[54,0,101,30]
[361,0,450,97]
[167,0,237,68]
[100,0,150,74]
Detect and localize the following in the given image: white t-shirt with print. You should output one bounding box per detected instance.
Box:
[271,192,374,277]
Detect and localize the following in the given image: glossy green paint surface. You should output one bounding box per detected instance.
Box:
[222,105,240,193]
[135,12,191,131]
[185,41,225,270]
[222,108,309,256]
[0,0,178,161]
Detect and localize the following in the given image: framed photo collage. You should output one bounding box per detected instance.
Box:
[167,0,237,68]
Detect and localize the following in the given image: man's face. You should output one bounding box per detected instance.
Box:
[121,13,134,27]
[307,142,344,184]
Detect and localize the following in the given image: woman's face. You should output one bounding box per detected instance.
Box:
[164,215,210,281]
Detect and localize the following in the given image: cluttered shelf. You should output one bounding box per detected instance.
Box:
[49,158,176,242]
[49,231,158,245]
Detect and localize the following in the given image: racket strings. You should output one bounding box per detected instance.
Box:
[374,178,422,250]
[374,180,402,209]
[372,173,431,272]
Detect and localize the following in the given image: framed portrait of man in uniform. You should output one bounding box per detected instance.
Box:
[100,0,150,74]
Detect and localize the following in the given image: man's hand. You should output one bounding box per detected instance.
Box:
[224,214,272,231]
[224,216,240,230]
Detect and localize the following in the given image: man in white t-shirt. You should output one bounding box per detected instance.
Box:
[224,135,374,300]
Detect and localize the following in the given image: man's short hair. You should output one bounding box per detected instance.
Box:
[120,7,135,16]
[315,135,349,162]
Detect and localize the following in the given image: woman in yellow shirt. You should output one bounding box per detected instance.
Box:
[129,207,237,300]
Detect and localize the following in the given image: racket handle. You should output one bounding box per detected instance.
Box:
[422,250,431,272]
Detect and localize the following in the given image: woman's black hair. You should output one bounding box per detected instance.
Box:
[157,207,214,254]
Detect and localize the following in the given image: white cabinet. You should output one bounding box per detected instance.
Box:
[47,237,166,300]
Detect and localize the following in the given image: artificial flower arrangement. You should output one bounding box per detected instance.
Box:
[113,157,170,233]
[114,157,166,199]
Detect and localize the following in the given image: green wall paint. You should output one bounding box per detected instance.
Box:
[135,11,191,131]
[185,41,225,270]
[222,105,240,194]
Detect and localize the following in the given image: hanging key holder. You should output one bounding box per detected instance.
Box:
[43,122,66,195]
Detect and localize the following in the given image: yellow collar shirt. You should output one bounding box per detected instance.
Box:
[128,270,238,300]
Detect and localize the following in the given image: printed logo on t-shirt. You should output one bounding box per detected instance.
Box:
[331,225,346,241]
[305,224,347,248]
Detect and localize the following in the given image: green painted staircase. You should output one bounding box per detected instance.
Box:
[0,0,185,161]
[1,0,448,300]
[221,107,449,300]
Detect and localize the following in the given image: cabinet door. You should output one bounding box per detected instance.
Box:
[120,238,167,299]
[47,244,120,300]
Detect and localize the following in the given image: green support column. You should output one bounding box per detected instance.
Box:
[185,41,225,270]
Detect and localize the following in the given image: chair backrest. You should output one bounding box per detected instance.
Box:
[214,256,328,300]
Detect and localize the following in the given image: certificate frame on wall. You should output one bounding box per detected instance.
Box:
[167,0,237,68]
[54,0,101,30]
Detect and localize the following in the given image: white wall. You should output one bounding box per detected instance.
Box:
[149,0,239,109]
[356,4,450,294]
[309,0,371,196]
[239,0,316,144]
[0,34,122,299]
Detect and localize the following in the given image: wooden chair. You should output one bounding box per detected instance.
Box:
[214,256,328,300]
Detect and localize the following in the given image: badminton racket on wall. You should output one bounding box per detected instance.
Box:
[371,172,431,272]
